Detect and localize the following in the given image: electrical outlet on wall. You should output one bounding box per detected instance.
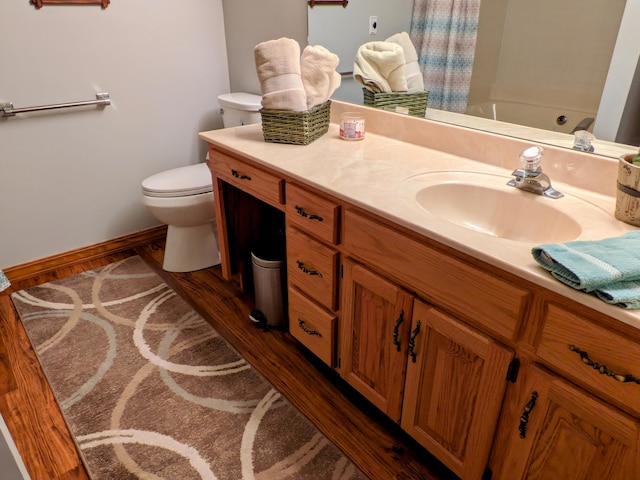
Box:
[369,16,378,35]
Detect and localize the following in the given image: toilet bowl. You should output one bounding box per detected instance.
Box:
[141,92,262,272]
[142,163,220,272]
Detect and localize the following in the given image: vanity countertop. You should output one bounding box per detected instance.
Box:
[199,100,639,329]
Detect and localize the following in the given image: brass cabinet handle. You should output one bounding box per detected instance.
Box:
[519,391,538,439]
[393,309,405,352]
[407,320,421,363]
[298,319,322,337]
[231,169,251,180]
[568,344,640,384]
[295,205,323,222]
[296,260,323,278]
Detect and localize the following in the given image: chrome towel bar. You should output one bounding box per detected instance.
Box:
[0,92,110,117]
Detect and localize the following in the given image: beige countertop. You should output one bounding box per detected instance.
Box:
[199,100,639,329]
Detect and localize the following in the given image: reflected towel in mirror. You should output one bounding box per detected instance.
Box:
[353,41,408,93]
[386,32,424,93]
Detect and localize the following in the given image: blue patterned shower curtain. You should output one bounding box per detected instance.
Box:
[410,0,481,113]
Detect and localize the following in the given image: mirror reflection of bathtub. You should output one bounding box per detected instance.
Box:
[465,100,594,135]
[426,102,631,158]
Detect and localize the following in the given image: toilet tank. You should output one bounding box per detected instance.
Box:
[218,92,263,128]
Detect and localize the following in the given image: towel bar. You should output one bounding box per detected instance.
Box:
[0,92,110,117]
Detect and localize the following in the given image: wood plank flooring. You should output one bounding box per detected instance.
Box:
[0,241,458,480]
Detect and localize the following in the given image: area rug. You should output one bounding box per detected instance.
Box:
[11,256,367,480]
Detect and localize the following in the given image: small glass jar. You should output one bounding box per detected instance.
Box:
[340,112,365,141]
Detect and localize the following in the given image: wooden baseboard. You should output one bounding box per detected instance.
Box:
[4,226,167,284]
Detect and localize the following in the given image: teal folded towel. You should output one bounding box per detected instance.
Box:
[595,280,640,309]
[0,270,10,292]
[532,231,640,309]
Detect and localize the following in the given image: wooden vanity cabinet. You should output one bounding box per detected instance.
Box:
[493,364,640,480]
[340,259,414,422]
[340,256,514,478]
[401,300,514,480]
[284,184,341,368]
[206,145,640,480]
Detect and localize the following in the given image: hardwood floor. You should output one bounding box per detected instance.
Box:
[0,241,458,480]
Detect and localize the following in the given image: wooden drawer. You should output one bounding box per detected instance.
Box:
[210,148,284,206]
[286,183,340,244]
[288,288,337,367]
[537,303,640,416]
[286,226,338,310]
[342,209,529,340]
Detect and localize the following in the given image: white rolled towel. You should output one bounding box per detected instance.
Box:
[353,41,408,93]
[386,32,424,93]
[300,45,341,109]
[254,37,308,111]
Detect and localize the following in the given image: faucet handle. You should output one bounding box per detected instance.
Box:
[519,145,544,172]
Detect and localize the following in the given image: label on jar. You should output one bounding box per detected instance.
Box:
[340,114,365,141]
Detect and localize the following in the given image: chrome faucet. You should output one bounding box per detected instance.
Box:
[507,146,564,199]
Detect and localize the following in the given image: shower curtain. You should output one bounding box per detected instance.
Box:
[410,0,481,113]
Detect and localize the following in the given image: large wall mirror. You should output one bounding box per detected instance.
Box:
[308,0,640,158]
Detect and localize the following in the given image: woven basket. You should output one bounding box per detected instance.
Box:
[363,89,428,117]
[260,101,331,145]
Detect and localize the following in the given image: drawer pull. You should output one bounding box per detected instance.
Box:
[568,344,640,384]
[298,319,322,337]
[296,260,323,278]
[407,320,421,363]
[518,391,538,439]
[231,169,251,180]
[295,205,323,222]
[393,309,405,352]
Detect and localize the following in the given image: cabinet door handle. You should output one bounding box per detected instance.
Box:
[568,344,640,384]
[393,309,405,352]
[298,319,322,337]
[231,169,251,180]
[296,260,323,278]
[407,320,421,363]
[519,391,538,439]
[295,205,323,222]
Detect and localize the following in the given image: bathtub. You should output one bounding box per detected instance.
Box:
[466,100,596,135]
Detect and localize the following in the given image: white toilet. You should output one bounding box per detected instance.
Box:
[141,92,263,272]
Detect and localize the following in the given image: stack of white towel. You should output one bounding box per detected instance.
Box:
[353,32,424,93]
[254,37,341,111]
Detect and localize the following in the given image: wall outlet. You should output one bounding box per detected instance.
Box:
[369,16,378,35]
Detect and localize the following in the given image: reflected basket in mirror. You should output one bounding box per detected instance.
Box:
[260,101,331,145]
[363,89,428,117]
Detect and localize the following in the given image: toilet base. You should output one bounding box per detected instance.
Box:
[162,222,221,272]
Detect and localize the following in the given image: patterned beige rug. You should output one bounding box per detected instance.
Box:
[11,256,367,480]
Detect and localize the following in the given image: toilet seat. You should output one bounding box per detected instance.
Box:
[142,163,212,198]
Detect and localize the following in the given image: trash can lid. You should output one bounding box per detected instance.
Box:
[251,251,284,267]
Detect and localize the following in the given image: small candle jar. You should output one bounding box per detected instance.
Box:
[340,112,365,141]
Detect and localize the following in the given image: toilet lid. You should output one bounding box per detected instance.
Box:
[142,163,212,197]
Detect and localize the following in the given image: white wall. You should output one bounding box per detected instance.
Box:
[0,0,229,268]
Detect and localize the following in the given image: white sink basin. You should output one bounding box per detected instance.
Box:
[400,171,623,244]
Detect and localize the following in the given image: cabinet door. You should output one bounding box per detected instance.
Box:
[340,259,414,422]
[401,300,513,480]
[496,365,639,480]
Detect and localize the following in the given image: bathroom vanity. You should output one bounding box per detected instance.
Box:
[200,101,640,480]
